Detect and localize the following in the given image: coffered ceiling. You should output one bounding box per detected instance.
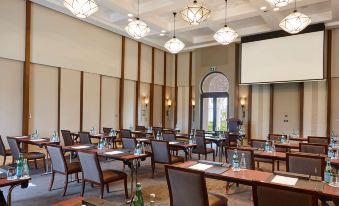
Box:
[31,0,339,51]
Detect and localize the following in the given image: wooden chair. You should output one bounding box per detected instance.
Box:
[47,145,81,196]
[307,136,330,145]
[120,129,132,138]
[61,130,74,146]
[286,152,325,180]
[136,126,146,132]
[0,136,11,165]
[79,132,91,144]
[192,136,215,161]
[7,136,46,170]
[152,127,163,136]
[251,139,275,172]
[163,132,182,155]
[121,137,136,150]
[253,181,317,206]
[299,143,328,155]
[150,140,184,177]
[196,129,213,148]
[165,165,227,206]
[102,127,112,135]
[78,151,128,199]
[268,134,287,142]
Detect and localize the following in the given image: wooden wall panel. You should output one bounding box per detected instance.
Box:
[82,73,100,131]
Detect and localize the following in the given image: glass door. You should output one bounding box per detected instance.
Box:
[201,98,214,131]
[216,97,228,131]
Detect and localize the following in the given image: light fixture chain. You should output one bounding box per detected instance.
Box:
[137,0,140,18]
[174,12,176,37]
[225,0,227,26]
[294,0,297,11]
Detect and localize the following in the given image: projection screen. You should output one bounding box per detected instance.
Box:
[240,31,324,84]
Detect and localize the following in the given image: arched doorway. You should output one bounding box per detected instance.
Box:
[200,72,229,131]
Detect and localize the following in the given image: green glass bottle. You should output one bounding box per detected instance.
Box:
[132,183,144,206]
[16,153,24,177]
[324,160,332,183]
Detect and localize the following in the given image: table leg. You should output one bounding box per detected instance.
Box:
[219,143,222,162]
[42,147,52,175]
[0,190,6,206]
[6,183,23,206]
[184,149,188,161]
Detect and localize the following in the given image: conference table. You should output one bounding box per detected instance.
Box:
[173,161,339,201]
[0,176,30,206]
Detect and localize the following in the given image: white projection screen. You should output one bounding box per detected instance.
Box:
[241,31,324,84]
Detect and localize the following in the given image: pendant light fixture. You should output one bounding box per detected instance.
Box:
[279,0,311,34]
[265,0,289,8]
[64,0,99,19]
[180,0,211,25]
[213,0,238,45]
[164,12,185,54]
[125,0,150,39]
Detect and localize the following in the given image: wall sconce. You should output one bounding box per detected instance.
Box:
[240,98,246,119]
[144,97,149,108]
[142,97,149,120]
[166,99,172,117]
[192,99,195,121]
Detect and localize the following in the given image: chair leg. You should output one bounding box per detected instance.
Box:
[62,174,69,196]
[152,162,155,177]
[100,184,104,199]
[49,172,55,191]
[277,161,280,171]
[42,158,46,172]
[124,177,129,199]
[3,155,6,165]
[106,183,109,193]
[205,154,207,160]
[213,152,215,162]
[198,154,200,160]
[75,173,79,183]
[225,182,231,195]
[34,159,38,169]
[272,162,275,172]
[256,161,259,168]
[81,180,85,197]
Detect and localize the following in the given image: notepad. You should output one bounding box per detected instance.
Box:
[271,175,298,186]
[72,145,91,149]
[14,136,28,139]
[169,142,179,145]
[138,138,148,141]
[189,163,213,171]
[30,139,44,142]
[105,151,124,155]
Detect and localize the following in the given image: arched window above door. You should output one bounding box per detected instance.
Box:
[201,72,229,93]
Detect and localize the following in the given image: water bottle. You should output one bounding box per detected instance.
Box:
[328,145,334,159]
[232,149,240,171]
[280,135,285,143]
[149,193,155,206]
[16,153,24,178]
[132,183,144,206]
[324,160,332,183]
[156,131,161,140]
[141,142,145,154]
[264,140,270,152]
[22,159,30,178]
[240,153,246,170]
[271,140,276,152]
[135,141,141,155]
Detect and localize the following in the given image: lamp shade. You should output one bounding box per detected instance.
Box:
[125,18,150,39]
[64,0,98,19]
[265,0,289,7]
[180,0,211,25]
[279,11,311,34]
[164,37,185,54]
[213,25,238,45]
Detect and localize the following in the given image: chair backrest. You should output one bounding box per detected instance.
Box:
[7,137,21,160]
[195,130,205,136]
[299,143,328,155]
[136,126,146,132]
[287,152,325,179]
[194,135,207,154]
[61,130,73,146]
[250,139,266,150]
[79,132,91,144]
[228,118,242,133]
[120,129,132,138]
[102,127,112,135]
[307,136,329,145]
[165,165,209,206]
[226,147,255,170]
[253,181,317,206]
[151,140,171,164]
[47,145,67,173]
[268,134,287,142]
[122,137,136,150]
[163,132,176,142]
[0,136,6,156]
[78,151,102,184]
[153,127,163,135]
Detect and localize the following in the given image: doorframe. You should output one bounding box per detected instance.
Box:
[200,92,229,130]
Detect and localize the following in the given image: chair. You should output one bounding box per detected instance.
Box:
[308,136,330,145]
[47,145,81,196]
[0,136,11,165]
[121,137,136,150]
[120,129,132,138]
[192,136,215,161]
[268,134,287,142]
[61,130,75,146]
[286,152,325,180]
[78,151,128,199]
[153,127,163,136]
[253,181,317,206]
[163,132,176,141]
[150,140,184,176]
[299,143,327,155]
[102,127,112,135]
[79,132,91,144]
[227,118,242,133]
[251,139,275,172]
[7,137,46,170]
[165,165,227,206]
[196,129,213,148]
[136,126,146,132]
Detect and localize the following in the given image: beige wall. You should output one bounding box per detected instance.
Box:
[101,76,120,130]
[82,73,100,131]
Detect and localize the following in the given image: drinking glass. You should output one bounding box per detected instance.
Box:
[7,168,16,180]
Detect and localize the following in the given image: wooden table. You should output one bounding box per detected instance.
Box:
[275,142,300,150]
[0,177,30,206]
[51,196,119,206]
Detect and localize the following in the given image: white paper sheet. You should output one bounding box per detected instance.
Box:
[138,138,148,142]
[169,142,179,145]
[14,136,28,139]
[189,163,213,171]
[271,175,298,186]
[72,145,91,149]
[30,139,44,142]
[105,151,124,155]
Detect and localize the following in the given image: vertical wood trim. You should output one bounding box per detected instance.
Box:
[150,48,155,126]
[80,71,84,131]
[57,67,61,135]
[22,1,31,136]
[269,84,274,133]
[188,52,193,132]
[235,44,240,119]
[174,54,178,128]
[299,82,304,137]
[162,52,167,126]
[326,30,332,137]
[119,37,125,129]
[135,42,141,128]
[99,75,102,133]
[248,85,252,140]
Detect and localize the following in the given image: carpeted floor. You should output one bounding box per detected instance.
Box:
[1,146,277,206]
